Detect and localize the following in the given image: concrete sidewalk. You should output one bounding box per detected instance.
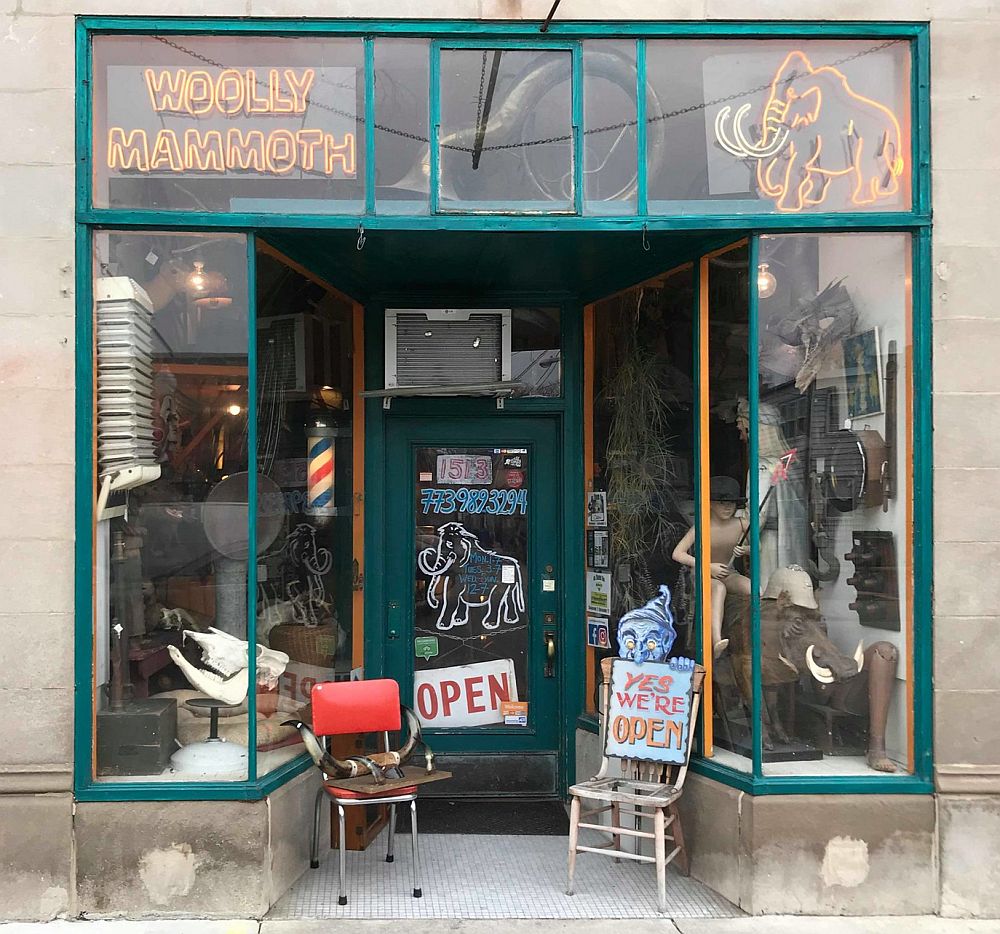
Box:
[1,920,999,932]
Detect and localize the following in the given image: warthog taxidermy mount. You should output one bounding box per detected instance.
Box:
[723,592,899,772]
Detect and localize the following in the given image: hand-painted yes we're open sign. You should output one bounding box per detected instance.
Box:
[604,658,697,765]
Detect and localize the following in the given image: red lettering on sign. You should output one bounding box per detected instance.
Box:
[465,676,486,713]
[487,673,511,708]
[441,680,461,716]
[615,691,639,708]
[416,683,438,721]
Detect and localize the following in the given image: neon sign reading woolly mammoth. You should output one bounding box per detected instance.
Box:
[104,64,356,179]
[714,51,906,213]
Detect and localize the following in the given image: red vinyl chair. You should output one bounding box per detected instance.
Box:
[309,679,422,905]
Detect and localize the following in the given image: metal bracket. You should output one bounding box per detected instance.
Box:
[496,395,505,410]
[383,396,392,410]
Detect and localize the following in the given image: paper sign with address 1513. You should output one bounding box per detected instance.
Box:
[604,657,696,766]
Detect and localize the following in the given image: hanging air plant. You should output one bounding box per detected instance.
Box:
[601,288,687,620]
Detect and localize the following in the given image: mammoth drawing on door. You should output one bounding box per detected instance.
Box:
[417,521,525,632]
[714,50,906,213]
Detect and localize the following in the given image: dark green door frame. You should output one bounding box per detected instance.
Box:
[363,300,585,795]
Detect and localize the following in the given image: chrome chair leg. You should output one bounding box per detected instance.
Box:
[386,803,396,863]
[338,804,348,906]
[410,799,422,898]
[310,786,325,869]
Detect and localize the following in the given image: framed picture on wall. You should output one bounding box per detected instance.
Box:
[842,327,883,420]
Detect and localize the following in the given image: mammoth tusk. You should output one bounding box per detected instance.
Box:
[168,645,250,706]
[854,641,865,674]
[715,104,751,158]
[805,644,835,684]
[733,107,790,159]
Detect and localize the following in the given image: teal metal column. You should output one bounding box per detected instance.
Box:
[364,37,376,215]
[748,235,763,779]
[246,234,258,782]
[636,38,648,216]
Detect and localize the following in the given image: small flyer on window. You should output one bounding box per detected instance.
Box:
[586,571,612,615]
[586,491,608,528]
[587,529,609,569]
[586,617,610,649]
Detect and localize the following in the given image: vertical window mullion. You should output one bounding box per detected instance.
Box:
[246,232,258,784]
[364,37,376,216]
[748,234,763,781]
[429,42,441,215]
[636,38,648,217]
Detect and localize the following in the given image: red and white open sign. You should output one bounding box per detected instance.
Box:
[414,659,518,728]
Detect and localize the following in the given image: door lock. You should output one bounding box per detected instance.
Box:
[543,629,556,678]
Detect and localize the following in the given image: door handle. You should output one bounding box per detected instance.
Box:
[543,629,556,678]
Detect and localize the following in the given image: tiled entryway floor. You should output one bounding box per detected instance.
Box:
[267,829,742,920]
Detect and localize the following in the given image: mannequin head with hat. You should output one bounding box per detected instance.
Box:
[709,475,746,522]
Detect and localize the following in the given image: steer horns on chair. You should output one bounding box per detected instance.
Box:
[283,705,435,784]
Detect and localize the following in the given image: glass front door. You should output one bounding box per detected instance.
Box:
[385,416,561,795]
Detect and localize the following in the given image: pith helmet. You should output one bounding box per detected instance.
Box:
[762,565,818,609]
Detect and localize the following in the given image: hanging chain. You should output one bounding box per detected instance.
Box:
[152,36,903,154]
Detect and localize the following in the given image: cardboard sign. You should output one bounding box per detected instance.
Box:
[414,659,518,728]
[604,657,696,766]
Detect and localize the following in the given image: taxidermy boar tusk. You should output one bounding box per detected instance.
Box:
[168,645,250,705]
[854,641,865,673]
[805,644,835,684]
[777,653,798,674]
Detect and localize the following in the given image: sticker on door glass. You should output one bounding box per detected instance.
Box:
[437,453,493,485]
[413,446,531,723]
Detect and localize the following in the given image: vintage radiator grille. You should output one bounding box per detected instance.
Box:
[393,314,504,387]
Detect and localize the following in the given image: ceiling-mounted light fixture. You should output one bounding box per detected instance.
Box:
[186,260,232,308]
[757,262,777,300]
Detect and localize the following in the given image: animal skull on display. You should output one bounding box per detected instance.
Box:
[168,627,290,706]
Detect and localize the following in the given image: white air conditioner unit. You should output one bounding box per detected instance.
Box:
[385,308,512,389]
[257,313,341,395]
[95,276,161,520]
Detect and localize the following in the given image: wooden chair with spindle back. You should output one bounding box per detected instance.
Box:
[566,656,706,913]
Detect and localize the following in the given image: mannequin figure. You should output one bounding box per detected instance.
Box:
[672,476,750,658]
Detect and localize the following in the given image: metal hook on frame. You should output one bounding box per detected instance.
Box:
[641,223,650,253]
[356,223,366,252]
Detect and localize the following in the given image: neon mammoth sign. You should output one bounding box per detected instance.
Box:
[714,51,906,213]
[106,67,356,178]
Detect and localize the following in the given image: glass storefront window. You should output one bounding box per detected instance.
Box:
[92,36,365,213]
[588,267,697,710]
[701,243,753,773]
[646,39,912,214]
[253,247,357,778]
[438,48,574,212]
[92,230,251,782]
[375,38,431,215]
[512,307,561,397]
[583,40,638,216]
[755,233,913,776]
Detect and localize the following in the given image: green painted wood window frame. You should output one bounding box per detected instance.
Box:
[77,19,931,229]
[74,17,933,801]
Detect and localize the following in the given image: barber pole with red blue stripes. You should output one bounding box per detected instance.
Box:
[306,423,337,524]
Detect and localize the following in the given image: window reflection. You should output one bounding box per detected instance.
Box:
[589,270,696,709]
[646,39,911,214]
[438,48,574,211]
[93,231,251,782]
[756,233,912,776]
